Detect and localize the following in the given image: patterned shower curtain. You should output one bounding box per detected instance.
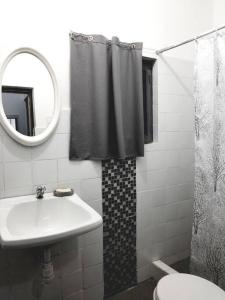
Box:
[191,31,225,289]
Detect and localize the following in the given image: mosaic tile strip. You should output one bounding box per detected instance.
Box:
[102,158,137,297]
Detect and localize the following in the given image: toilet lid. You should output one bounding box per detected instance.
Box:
[155,273,225,300]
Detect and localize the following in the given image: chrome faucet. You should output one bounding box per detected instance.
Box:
[36,185,46,199]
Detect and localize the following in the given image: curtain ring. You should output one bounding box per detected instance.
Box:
[131,44,136,49]
[88,36,94,42]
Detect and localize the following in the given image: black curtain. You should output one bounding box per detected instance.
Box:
[69,32,144,160]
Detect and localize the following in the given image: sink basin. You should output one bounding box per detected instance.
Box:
[0,193,102,247]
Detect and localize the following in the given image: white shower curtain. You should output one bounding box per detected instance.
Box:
[191,30,225,289]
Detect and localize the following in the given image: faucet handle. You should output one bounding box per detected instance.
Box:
[36,185,46,199]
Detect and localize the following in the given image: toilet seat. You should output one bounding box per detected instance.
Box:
[154,273,225,300]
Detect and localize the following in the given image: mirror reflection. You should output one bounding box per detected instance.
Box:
[1,53,54,136]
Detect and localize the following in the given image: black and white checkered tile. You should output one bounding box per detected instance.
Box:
[102,158,137,298]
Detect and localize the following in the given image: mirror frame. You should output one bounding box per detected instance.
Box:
[0,47,60,146]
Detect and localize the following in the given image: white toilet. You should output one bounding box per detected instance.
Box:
[153,273,225,300]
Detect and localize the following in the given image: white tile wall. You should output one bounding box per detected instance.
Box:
[32,159,58,185]
[136,55,194,283]
[83,264,103,288]
[4,161,33,190]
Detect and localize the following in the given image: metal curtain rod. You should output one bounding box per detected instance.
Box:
[156,24,225,55]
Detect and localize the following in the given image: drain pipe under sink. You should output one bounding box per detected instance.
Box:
[41,247,55,283]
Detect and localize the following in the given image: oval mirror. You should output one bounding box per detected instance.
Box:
[0,48,60,146]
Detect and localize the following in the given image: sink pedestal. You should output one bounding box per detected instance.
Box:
[41,247,54,283]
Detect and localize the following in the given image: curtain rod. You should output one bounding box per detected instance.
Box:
[156,24,225,55]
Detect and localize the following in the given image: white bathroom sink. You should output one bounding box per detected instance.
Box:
[0,193,102,247]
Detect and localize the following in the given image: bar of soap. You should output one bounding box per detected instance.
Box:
[54,188,74,197]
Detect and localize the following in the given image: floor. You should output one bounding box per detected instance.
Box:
[107,279,156,300]
[171,257,190,273]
